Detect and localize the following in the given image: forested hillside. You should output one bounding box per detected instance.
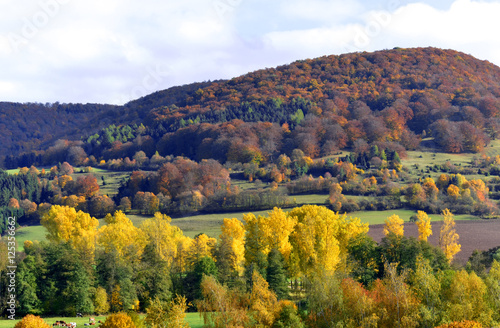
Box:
[4,47,500,169]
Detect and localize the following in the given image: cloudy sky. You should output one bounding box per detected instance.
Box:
[0,0,499,105]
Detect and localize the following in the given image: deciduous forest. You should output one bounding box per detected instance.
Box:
[2,47,500,328]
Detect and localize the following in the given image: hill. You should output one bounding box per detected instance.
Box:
[4,47,500,168]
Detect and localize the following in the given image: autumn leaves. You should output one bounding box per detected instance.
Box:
[383,209,461,263]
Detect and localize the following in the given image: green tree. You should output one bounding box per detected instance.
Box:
[16,255,41,315]
[266,248,289,300]
[184,256,218,302]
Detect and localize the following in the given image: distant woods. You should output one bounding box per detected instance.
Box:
[4,47,500,170]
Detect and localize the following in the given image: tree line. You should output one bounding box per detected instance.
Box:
[3,205,500,328]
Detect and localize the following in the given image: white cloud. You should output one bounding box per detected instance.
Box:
[0,0,499,105]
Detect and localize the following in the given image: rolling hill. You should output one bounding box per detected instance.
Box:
[3,47,500,168]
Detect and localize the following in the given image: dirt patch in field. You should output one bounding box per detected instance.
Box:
[368,219,500,265]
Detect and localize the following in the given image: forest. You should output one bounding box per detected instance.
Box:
[2,47,500,327]
[3,204,500,328]
[4,47,500,170]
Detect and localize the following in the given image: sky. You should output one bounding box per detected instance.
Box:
[0,0,499,105]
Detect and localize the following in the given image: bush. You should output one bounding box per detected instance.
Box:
[14,315,51,328]
[434,320,483,328]
[101,312,137,328]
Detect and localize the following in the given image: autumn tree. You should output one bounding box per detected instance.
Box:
[250,271,280,327]
[434,321,483,328]
[41,205,99,264]
[443,270,493,326]
[98,211,147,262]
[197,275,250,328]
[59,161,74,175]
[101,312,137,328]
[144,295,189,328]
[186,234,217,270]
[218,218,246,277]
[410,256,441,328]
[288,205,367,278]
[74,174,99,198]
[439,209,461,263]
[94,286,110,314]
[485,260,500,322]
[415,210,432,242]
[383,214,404,237]
[372,263,420,328]
[140,212,189,268]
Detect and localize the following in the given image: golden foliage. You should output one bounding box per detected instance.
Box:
[41,205,99,263]
[14,315,51,328]
[140,212,188,267]
[98,211,147,261]
[415,210,432,242]
[434,321,483,328]
[439,209,461,263]
[250,271,279,327]
[94,286,110,314]
[198,275,250,328]
[145,295,189,328]
[100,312,137,328]
[288,205,367,277]
[383,214,404,237]
[186,233,217,269]
[220,218,246,276]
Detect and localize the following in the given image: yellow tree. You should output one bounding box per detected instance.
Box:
[485,260,500,322]
[219,218,246,276]
[98,211,147,262]
[439,209,461,263]
[415,211,432,242]
[140,212,187,267]
[41,205,99,264]
[186,233,217,269]
[383,214,404,237]
[94,286,110,314]
[198,275,250,328]
[101,312,137,328]
[144,295,189,328]
[261,207,297,261]
[250,271,279,327]
[444,270,493,326]
[288,205,366,278]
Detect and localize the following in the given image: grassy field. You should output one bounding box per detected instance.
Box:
[70,167,131,196]
[291,193,328,205]
[12,225,46,251]
[0,313,204,328]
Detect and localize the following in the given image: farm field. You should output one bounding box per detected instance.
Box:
[369,219,500,265]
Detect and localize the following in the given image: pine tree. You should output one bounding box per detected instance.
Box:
[266,248,289,300]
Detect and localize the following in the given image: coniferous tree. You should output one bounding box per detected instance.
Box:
[266,248,289,300]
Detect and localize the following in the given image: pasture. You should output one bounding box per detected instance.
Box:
[0,312,204,327]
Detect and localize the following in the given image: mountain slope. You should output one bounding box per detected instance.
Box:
[4,47,500,168]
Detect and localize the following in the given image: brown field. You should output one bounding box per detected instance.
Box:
[368,219,500,265]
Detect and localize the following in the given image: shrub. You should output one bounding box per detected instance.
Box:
[14,315,51,328]
[434,320,483,328]
[100,312,137,328]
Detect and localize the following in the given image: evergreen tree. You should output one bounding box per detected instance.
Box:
[266,248,289,300]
